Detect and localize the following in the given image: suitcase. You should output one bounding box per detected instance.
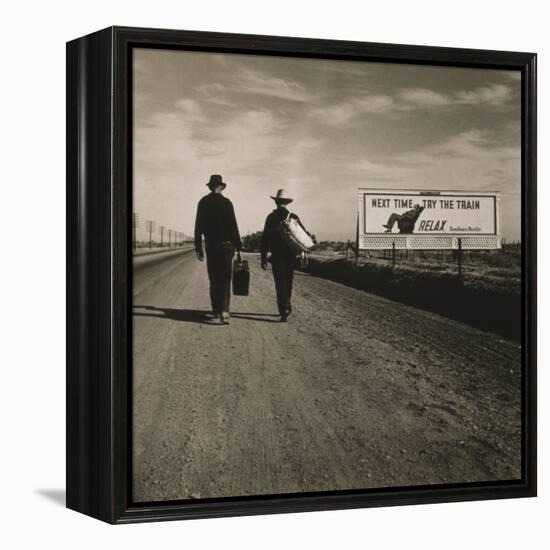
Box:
[232,258,250,296]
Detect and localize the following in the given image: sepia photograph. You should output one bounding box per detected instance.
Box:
[131,47,523,503]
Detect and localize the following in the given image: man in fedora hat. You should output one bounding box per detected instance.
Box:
[260,189,311,322]
[194,174,242,324]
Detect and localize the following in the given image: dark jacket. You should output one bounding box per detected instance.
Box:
[194,193,242,254]
[398,206,424,233]
[401,206,424,222]
[260,207,308,263]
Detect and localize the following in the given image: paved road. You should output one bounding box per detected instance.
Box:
[132,251,521,502]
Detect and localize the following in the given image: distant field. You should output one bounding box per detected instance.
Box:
[303,247,521,340]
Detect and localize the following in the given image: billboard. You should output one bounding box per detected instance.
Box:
[357,189,501,250]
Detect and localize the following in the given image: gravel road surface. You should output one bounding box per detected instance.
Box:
[132,250,521,502]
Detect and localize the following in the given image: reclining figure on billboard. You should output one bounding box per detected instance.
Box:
[383,204,425,233]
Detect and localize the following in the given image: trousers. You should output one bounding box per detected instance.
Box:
[205,243,234,314]
[271,258,295,316]
[385,213,415,233]
[385,213,402,229]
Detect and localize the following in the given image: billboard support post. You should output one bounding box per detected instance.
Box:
[458,237,463,278]
[392,241,396,268]
[355,213,360,264]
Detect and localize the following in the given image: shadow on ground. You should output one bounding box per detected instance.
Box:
[134,305,281,324]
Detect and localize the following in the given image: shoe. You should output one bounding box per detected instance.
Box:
[384,228,392,233]
[280,315,288,322]
[286,306,292,317]
[221,312,230,324]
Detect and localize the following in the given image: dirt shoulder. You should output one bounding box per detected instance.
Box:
[304,254,521,340]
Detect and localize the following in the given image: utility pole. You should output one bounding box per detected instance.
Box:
[132,213,140,251]
[168,229,172,248]
[146,220,156,249]
[159,225,165,247]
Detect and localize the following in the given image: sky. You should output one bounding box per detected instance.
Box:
[133,48,521,242]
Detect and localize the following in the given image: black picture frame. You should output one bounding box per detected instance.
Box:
[66,26,537,524]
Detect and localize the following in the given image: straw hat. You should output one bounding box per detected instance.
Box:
[270,189,294,204]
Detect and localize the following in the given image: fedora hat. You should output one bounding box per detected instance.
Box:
[206,174,227,189]
[270,189,294,204]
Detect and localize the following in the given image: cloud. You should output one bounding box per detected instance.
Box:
[206,109,288,168]
[351,128,519,193]
[455,84,513,107]
[197,67,317,104]
[398,88,451,107]
[194,83,237,107]
[309,94,395,124]
[313,61,372,78]
[240,68,316,102]
[173,98,207,122]
[502,71,522,82]
[399,83,516,109]
[352,158,410,182]
[434,129,519,160]
[312,82,517,126]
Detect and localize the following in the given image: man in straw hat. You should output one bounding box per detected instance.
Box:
[260,189,311,322]
[194,174,242,324]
